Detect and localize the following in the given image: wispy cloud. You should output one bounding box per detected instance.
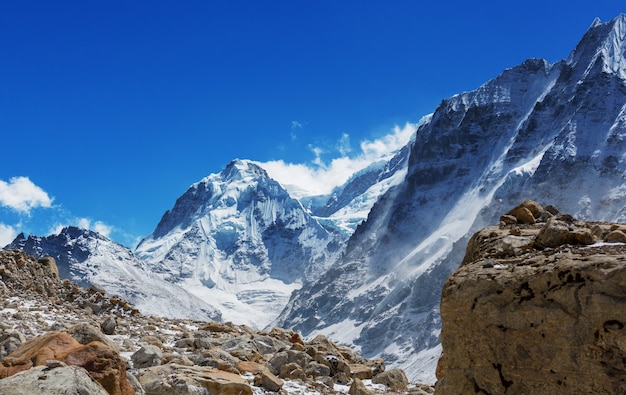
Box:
[0,177,53,214]
[260,122,417,197]
[337,133,351,156]
[291,120,304,141]
[50,217,114,238]
[0,223,17,247]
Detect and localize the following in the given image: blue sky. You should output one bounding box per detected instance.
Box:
[1,1,624,248]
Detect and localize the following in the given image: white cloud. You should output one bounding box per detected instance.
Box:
[49,218,113,238]
[0,177,53,214]
[93,221,113,238]
[337,133,351,156]
[260,122,417,197]
[0,223,17,247]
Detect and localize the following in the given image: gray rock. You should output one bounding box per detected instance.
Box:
[0,336,22,359]
[305,361,332,377]
[0,365,109,395]
[101,316,117,335]
[132,344,163,368]
[67,322,119,351]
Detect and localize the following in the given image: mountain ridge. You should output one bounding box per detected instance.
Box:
[275,14,626,382]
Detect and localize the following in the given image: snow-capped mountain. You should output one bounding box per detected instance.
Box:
[301,139,415,236]
[275,14,626,383]
[134,159,345,328]
[5,227,222,322]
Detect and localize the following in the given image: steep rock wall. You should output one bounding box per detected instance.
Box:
[437,201,626,394]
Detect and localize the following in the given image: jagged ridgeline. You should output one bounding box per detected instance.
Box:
[5,14,626,385]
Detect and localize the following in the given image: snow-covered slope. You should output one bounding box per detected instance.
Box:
[135,159,345,328]
[303,140,415,236]
[275,14,626,383]
[5,227,221,322]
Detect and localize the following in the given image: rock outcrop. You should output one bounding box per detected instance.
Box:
[0,249,433,394]
[436,201,626,394]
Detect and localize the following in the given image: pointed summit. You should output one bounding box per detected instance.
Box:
[220,159,268,181]
[567,14,626,80]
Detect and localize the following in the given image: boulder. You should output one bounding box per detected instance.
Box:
[37,256,59,279]
[305,361,332,377]
[239,361,284,392]
[534,216,595,248]
[505,200,544,224]
[131,345,163,369]
[605,229,626,243]
[346,363,373,380]
[279,362,306,380]
[137,363,252,395]
[101,316,117,335]
[437,210,626,394]
[0,365,109,395]
[372,368,409,391]
[349,377,373,395]
[67,322,119,352]
[0,331,134,395]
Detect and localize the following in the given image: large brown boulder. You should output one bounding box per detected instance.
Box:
[0,331,135,395]
[436,209,626,394]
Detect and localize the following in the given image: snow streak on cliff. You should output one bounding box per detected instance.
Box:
[275,14,626,382]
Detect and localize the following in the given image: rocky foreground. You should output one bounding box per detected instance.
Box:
[0,249,433,395]
[436,201,626,394]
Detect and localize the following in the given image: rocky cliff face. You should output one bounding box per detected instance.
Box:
[436,201,626,394]
[275,14,626,382]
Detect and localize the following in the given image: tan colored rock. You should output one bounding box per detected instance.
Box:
[605,229,626,243]
[535,216,595,248]
[349,378,373,395]
[254,370,284,392]
[506,200,544,224]
[508,206,536,224]
[38,256,59,279]
[137,364,252,395]
[200,321,234,333]
[346,363,373,380]
[437,211,626,394]
[372,368,409,391]
[499,214,518,225]
[279,362,306,380]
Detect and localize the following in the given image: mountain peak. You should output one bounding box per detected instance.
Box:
[567,14,626,80]
[220,159,269,181]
